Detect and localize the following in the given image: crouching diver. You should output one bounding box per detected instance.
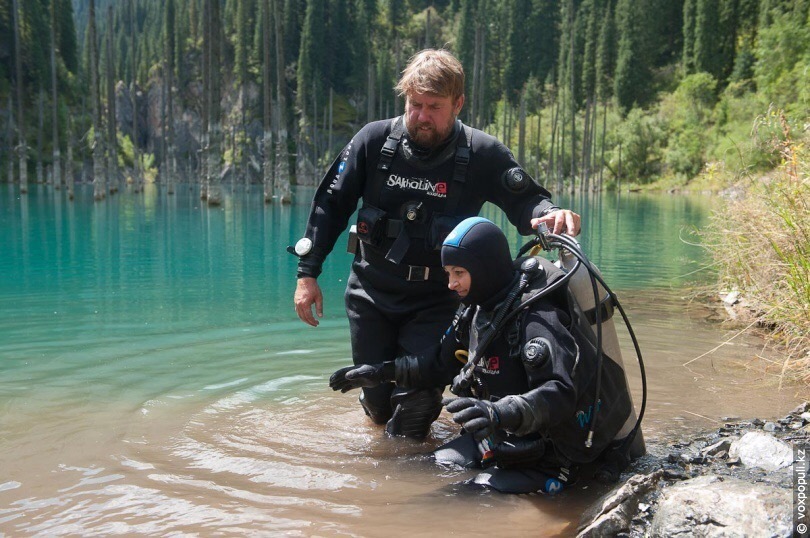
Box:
[330,217,644,494]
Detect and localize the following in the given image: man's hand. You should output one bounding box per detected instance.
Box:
[532,209,581,236]
[294,277,323,326]
[329,363,390,393]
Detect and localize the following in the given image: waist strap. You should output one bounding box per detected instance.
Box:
[361,244,446,283]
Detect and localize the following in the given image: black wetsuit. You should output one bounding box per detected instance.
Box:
[413,258,633,493]
[297,117,558,431]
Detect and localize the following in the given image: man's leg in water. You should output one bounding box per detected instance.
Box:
[385,296,458,438]
[345,281,399,423]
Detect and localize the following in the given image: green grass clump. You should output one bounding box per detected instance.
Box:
[704,109,809,385]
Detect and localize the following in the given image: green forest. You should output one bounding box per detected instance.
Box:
[1,0,808,202]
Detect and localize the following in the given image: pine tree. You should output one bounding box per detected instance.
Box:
[297,0,326,119]
[694,0,721,78]
[614,0,652,111]
[683,0,696,72]
[504,0,531,105]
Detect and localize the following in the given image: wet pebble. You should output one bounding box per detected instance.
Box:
[762,422,778,432]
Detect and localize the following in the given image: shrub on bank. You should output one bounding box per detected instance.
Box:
[704,109,809,384]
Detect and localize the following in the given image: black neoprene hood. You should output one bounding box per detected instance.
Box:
[441,217,515,305]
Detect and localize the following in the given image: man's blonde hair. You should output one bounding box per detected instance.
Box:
[395,49,465,100]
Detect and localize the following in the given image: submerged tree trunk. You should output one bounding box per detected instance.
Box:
[549,92,557,183]
[366,60,374,124]
[130,0,140,192]
[200,0,210,199]
[12,0,27,193]
[581,95,592,193]
[89,0,105,200]
[164,0,176,195]
[50,0,61,189]
[518,88,526,166]
[568,0,576,191]
[67,115,74,200]
[262,0,273,202]
[273,0,291,203]
[599,98,608,190]
[206,0,222,206]
[106,7,118,194]
[7,94,14,185]
[37,92,45,185]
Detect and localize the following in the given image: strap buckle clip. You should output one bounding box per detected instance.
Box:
[406,265,430,281]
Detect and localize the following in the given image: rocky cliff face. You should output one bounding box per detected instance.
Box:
[114,74,269,183]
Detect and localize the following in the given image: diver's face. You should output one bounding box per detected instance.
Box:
[444,265,471,298]
[404,92,464,149]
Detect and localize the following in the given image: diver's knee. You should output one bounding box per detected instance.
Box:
[359,389,393,424]
[385,388,443,440]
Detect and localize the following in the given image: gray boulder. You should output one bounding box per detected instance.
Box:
[651,475,792,537]
[728,431,793,471]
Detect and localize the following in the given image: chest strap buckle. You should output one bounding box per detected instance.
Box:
[407,265,430,281]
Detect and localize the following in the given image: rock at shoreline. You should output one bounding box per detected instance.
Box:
[651,475,792,537]
[577,471,664,538]
[577,402,808,536]
[728,431,793,472]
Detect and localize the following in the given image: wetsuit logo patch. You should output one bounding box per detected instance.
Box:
[478,355,500,375]
[386,174,447,198]
[575,399,603,428]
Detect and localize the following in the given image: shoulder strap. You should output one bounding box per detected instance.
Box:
[368,117,406,206]
[443,123,472,215]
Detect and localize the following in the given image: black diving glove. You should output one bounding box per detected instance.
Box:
[329,362,395,393]
[443,397,522,442]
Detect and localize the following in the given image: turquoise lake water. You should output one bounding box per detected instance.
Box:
[0,183,801,535]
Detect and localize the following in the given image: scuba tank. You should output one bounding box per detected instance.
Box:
[556,246,646,459]
[518,225,647,474]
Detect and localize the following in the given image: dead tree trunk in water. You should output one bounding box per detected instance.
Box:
[206,0,222,206]
[200,0,210,199]
[130,0,140,192]
[89,0,105,200]
[50,0,61,189]
[581,95,591,193]
[518,88,526,166]
[37,91,45,185]
[7,95,14,185]
[273,0,291,203]
[106,7,118,194]
[67,115,75,199]
[262,0,273,202]
[568,0,576,191]
[12,0,27,193]
[164,0,176,194]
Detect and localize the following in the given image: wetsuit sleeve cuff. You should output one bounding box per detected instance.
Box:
[532,200,561,219]
[297,260,322,279]
[296,247,326,279]
[504,394,550,436]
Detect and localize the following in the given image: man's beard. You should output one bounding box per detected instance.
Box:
[407,118,455,149]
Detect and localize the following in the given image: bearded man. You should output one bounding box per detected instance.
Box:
[292,49,580,439]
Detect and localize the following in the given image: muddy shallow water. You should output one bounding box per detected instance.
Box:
[0,186,802,536]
